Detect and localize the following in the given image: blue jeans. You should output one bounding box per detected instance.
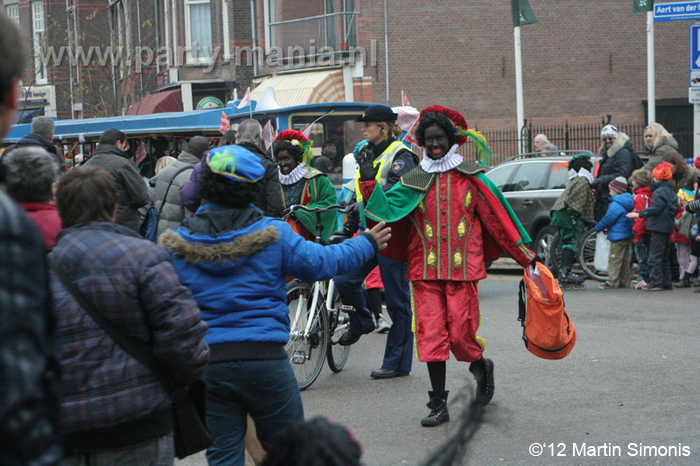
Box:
[634,236,650,282]
[204,359,304,466]
[64,435,174,466]
[334,254,413,373]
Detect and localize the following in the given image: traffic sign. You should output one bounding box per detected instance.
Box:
[691,25,700,86]
[655,1,700,21]
[689,87,700,103]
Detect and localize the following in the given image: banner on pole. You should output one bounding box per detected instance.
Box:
[262,120,277,151]
[633,0,654,13]
[511,0,539,27]
[219,111,231,135]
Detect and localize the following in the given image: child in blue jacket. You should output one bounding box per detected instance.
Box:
[595,176,634,289]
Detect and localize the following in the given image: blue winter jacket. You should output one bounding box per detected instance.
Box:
[594,192,634,241]
[160,204,377,354]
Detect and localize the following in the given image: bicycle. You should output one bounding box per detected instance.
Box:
[548,227,640,282]
[285,203,356,390]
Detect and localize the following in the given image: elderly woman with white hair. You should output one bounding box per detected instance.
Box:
[2,146,61,248]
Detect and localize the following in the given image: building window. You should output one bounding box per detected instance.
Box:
[222,0,230,59]
[7,4,19,24]
[185,0,212,63]
[32,1,47,84]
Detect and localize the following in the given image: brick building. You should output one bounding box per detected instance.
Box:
[4,0,691,145]
[252,0,689,130]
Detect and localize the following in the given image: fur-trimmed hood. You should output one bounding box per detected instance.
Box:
[159,226,279,273]
[598,132,631,158]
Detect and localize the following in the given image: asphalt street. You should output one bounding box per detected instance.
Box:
[178,263,700,466]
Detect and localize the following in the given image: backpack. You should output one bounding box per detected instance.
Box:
[518,262,576,360]
[140,206,159,242]
[139,165,193,242]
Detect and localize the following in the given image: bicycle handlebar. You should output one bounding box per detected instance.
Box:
[288,203,353,215]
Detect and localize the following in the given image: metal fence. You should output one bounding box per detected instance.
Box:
[269,12,359,60]
[471,120,694,166]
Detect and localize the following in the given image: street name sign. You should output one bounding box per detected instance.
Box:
[654,1,700,21]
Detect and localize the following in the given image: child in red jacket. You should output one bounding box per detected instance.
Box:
[630,169,652,289]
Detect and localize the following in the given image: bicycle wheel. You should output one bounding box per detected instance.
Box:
[578,229,608,282]
[549,231,564,276]
[286,281,329,391]
[326,288,351,373]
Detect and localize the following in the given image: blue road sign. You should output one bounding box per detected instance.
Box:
[655,1,700,22]
[691,25,700,86]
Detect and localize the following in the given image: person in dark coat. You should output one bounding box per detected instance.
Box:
[627,163,678,291]
[84,129,149,232]
[0,10,62,465]
[10,116,63,174]
[52,165,210,464]
[592,124,636,221]
[180,121,285,217]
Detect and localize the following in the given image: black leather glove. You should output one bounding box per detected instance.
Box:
[357,147,378,182]
[342,203,361,236]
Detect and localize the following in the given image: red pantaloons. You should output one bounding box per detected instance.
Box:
[412,280,484,363]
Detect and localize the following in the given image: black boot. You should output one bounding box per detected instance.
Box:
[469,358,495,406]
[560,249,585,284]
[421,391,449,427]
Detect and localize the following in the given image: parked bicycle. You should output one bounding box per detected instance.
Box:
[285,203,356,390]
[548,227,636,282]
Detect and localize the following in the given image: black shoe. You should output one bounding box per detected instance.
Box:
[469,358,495,406]
[338,331,363,346]
[421,391,450,427]
[370,368,409,379]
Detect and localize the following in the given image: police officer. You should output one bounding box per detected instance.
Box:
[336,105,418,379]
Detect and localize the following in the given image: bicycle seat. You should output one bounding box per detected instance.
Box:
[328,231,352,244]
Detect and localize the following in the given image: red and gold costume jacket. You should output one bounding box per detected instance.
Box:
[360,161,534,281]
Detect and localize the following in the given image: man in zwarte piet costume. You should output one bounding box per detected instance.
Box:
[274,129,337,243]
[357,105,534,426]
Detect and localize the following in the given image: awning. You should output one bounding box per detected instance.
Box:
[126,88,183,115]
[251,70,345,107]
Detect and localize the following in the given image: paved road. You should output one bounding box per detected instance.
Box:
[178,264,700,465]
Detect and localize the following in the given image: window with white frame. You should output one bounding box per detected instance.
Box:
[185,0,212,63]
[32,1,47,84]
[222,0,230,59]
[7,4,19,24]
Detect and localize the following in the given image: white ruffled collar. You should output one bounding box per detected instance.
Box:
[568,167,594,184]
[278,164,308,185]
[420,144,463,173]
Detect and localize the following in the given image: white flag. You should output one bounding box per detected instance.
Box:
[235,87,252,109]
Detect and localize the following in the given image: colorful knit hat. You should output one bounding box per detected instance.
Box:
[694,157,700,169]
[419,105,493,167]
[206,145,265,183]
[275,129,313,168]
[652,162,673,180]
[609,176,628,195]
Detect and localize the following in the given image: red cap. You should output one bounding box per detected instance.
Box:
[275,129,310,144]
[419,105,468,145]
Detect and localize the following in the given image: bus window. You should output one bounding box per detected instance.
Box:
[289,112,363,185]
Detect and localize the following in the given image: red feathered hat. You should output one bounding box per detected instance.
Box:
[419,105,469,145]
[275,129,310,144]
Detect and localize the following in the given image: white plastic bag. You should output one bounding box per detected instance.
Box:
[594,231,610,272]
